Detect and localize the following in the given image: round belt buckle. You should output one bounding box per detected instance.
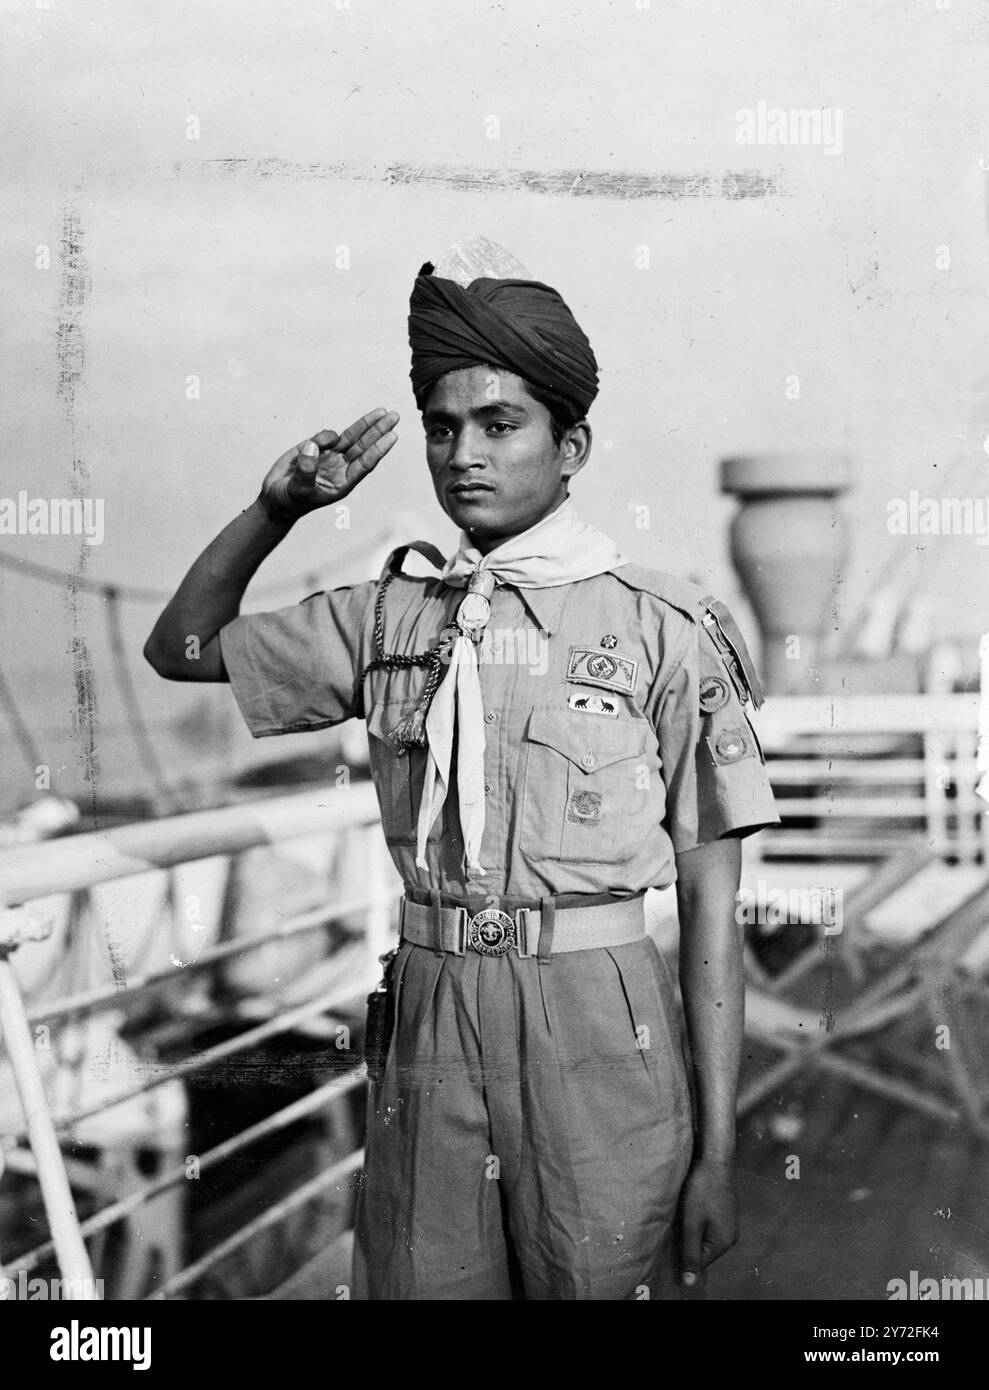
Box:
[467,908,516,957]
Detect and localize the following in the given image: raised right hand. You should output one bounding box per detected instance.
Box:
[259,408,399,523]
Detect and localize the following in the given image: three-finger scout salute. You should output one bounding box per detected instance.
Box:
[145,262,779,1300]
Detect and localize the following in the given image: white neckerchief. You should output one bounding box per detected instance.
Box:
[415,498,627,872]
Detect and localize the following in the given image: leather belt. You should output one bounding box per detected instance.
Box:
[399,894,646,959]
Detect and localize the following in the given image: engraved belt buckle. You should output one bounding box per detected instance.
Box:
[466,907,517,957]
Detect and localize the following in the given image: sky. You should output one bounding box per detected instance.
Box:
[2,0,989,810]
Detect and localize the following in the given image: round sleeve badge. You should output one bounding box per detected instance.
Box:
[699,675,730,714]
[714,728,749,762]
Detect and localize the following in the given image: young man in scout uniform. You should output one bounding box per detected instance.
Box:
[145,264,779,1301]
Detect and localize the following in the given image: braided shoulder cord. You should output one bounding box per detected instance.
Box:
[360,572,454,748]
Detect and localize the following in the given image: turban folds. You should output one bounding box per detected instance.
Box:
[408,272,599,416]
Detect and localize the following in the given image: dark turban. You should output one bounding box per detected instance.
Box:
[408,271,599,415]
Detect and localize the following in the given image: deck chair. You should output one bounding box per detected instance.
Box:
[739,841,989,1136]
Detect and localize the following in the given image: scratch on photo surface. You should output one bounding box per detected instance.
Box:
[172,158,785,201]
[821,935,837,1034]
[57,207,89,421]
[58,203,126,989]
[938,1241,987,1271]
[730,1164,796,1188]
[937,1209,989,1242]
[58,207,100,805]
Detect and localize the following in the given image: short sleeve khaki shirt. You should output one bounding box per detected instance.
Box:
[219,559,779,900]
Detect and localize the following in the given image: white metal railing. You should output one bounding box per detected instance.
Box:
[753,693,988,863]
[0,782,401,1301]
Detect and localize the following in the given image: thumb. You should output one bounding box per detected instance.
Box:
[290,440,319,497]
[679,1204,705,1281]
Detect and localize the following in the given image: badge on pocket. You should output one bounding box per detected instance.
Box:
[568,691,619,718]
[566,790,602,825]
[567,646,639,695]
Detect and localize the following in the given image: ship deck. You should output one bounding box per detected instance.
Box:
[712,1071,989,1301]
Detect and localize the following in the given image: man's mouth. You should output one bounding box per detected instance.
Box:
[448,482,495,497]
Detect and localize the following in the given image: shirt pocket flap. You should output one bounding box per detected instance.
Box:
[525,708,651,773]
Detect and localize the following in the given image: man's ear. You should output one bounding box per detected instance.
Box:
[561,421,591,481]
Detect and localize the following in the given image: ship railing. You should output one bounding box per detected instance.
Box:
[0,781,399,1301]
[752,692,988,863]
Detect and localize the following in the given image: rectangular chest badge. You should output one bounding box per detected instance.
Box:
[566,646,639,696]
[568,691,619,717]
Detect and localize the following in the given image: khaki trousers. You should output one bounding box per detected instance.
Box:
[353,930,694,1300]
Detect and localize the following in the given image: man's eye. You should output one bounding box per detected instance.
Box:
[427,426,452,441]
[487,421,516,435]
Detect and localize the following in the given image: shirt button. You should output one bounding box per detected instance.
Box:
[581,751,596,769]
[484,780,493,793]
[484,712,498,724]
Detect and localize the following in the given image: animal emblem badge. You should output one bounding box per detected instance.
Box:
[568,692,619,718]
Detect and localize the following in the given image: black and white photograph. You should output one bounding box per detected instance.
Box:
[1,0,987,1346]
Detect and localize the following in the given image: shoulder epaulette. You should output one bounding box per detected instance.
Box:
[609,565,766,709]
[697,593,765,709]
[608,564,708,621]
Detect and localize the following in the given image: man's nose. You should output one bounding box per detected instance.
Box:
[449,426,487,470]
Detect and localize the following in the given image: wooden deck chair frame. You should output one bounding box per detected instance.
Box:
[739,841,989,1136]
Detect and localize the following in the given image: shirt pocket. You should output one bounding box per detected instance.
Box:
[366,701,448,846]
[519,708,658,864]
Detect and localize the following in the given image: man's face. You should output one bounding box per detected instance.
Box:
[422,366,588,554]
